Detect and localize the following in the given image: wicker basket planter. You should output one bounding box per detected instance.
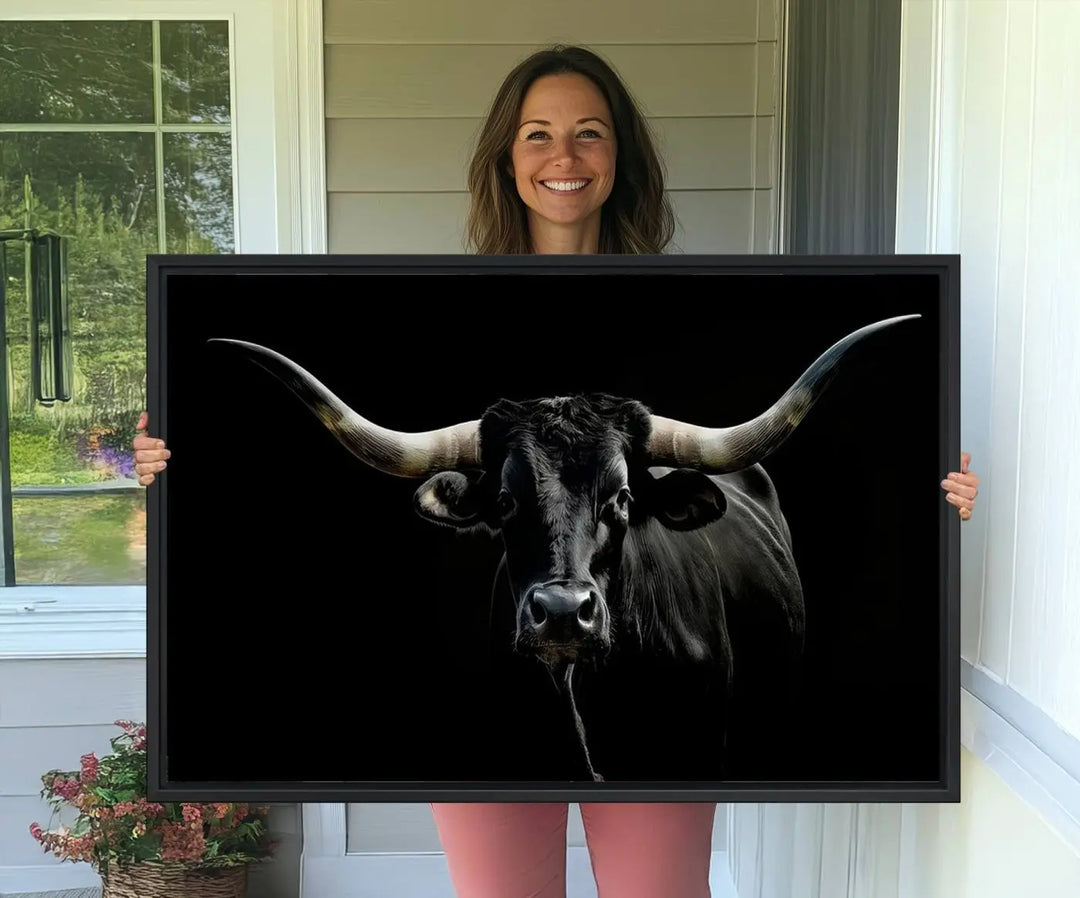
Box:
[100,862,248,898]
[31,723,276,896]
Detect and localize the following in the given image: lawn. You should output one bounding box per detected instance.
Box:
[12,490,146,584]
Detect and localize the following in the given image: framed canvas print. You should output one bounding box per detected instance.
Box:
[146,253,960,802]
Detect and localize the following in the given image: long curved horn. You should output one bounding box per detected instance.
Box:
[646,315,920,474]
[208,339,481,477]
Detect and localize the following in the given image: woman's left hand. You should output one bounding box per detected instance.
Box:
[941,452,979,521]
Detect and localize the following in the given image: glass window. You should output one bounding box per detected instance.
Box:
[0,20,235,585]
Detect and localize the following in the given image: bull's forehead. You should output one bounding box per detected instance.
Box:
[504,439,628,522]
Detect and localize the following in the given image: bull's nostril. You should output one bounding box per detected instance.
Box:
[529,597,547,625]
[578,594,597,625]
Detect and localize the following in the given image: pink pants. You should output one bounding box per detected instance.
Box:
[430,802,716,898]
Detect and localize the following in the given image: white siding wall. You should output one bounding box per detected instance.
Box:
[323,0,782,254]
[728,0,1080,895]
[912,0,1080,738]
[0,660,145,873]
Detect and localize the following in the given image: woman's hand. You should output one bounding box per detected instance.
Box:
[132,411,170,486]
[941,452,979,521]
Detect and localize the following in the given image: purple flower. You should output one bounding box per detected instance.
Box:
[81,444,137,479]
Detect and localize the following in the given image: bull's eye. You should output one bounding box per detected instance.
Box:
[602,486,631,525]
[496,490,515,516]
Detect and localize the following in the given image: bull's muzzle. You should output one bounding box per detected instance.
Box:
[518,580,610,662]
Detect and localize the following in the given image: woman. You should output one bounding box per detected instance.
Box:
[134,45,980,898]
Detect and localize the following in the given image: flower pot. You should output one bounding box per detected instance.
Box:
[100,862,248,898]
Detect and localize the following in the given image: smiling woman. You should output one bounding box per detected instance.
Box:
[465,45,675,256]
[509,73,617,252]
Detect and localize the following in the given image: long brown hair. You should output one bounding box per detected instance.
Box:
[465,45,676,255]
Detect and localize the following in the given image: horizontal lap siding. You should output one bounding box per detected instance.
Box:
[0,660,145,729]
[0,659,146,870]
[325,44,764,118]
[328,189,762,254]
[324,0,762,45]
[324,0,781,255]
[327,117,773,192]
[0,724,123,797]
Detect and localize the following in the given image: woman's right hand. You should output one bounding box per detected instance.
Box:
[132,411,170,486]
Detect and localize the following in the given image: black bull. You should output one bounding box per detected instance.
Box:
[210,314,917,782]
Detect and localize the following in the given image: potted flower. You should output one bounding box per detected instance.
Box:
[29,720,277,898]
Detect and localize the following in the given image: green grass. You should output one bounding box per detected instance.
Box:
[12,491,146,584]
[9,430,103,486]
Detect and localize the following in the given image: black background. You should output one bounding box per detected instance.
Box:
[155,261,949,790]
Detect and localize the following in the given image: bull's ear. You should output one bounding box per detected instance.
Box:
[413,472,483,528]
[649,469,727,531]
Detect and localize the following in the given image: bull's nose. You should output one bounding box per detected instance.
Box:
[526,583,600,639]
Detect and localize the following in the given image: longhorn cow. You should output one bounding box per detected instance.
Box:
[209,314,917,781]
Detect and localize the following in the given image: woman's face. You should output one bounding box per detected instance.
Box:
[509,73,617,236]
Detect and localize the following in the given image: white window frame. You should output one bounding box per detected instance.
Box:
[0,0,326,659]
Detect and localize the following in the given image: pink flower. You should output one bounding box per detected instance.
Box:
[52,778,81,801]
[64,833,95,862]
[181,804,202,823]
[160,821,205,862]
[29,822,43,841]
[80,753,99,782]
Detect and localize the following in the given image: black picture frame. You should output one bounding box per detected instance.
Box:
[146,253,961,803]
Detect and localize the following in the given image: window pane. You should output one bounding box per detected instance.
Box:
[160,21,232,124]
[164,132,234,252]
[1,131,157,443]
[0,132,159,234]
[0,20,236,586]
[12,491,147,585]
[0,22,154,124]
[2,132,157,585]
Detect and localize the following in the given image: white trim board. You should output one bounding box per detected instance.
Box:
[963,662,1080,785]
[962,667,1080,853]
[0,588,146,659]
[0,864,100,898]
[286,0,327,253]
